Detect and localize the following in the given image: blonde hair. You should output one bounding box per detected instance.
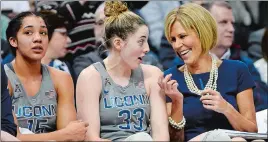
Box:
[104,1,146,48]
[164,3,217,54]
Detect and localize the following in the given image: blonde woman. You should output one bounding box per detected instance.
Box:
[159,3,257,141]
[76,1,169,141]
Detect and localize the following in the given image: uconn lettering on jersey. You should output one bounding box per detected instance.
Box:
[103,94,150,109]
[12,104,56,117]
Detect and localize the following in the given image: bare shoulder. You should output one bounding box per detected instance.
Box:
[140,64,163,79]
[47,66,72,83]
[76,64,102,99]
[47,66,74,93]
[78,64,101,81]
[140,64,163,96]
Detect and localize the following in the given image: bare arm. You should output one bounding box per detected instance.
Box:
[223,89,257,132]
[167,102,184,142]
[159,74,185,142]
[50,69,77,129]
[145,66,169,140]
[76,66,104,141]
[16,120,87,141]
[221,61,257,132]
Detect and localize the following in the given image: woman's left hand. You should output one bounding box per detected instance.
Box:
[200,89,230,114]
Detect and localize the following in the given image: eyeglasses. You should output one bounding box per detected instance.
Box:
[95,20,104,26]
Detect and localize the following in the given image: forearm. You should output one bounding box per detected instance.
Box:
[84,124,101,141]
[152,128,169,141]
[86,137,110,141]
[17,129,69,141]
[150,92,169,140]
[152,124,169,141]
[223,103,257,132]
[170,100,183,122]
[86,135,110,141]
[169,100,184,141]
[86,133,101,141]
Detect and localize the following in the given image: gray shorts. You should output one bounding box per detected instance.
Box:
[124,132,153,141]
[202,129,232,141]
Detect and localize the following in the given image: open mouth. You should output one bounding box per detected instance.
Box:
[32,46,43,52]
[177,49,192,59]
[180,49,190,55]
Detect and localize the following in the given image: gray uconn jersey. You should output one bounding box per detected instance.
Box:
[4,63,57,134]
[93,62,151,141]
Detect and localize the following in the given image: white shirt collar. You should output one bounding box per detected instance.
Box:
[210,48,231,60]
[221,48,231,59]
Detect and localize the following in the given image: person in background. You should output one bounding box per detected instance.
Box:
[1,15,13,64]
[76,1,169,141]
[40,11,72,74]
[1,14,10,41]
[139,1,186,51]
[4,11,88,141]
[72,2,106,78]
[254,27,268,85]
[160,3,257,141]
[248,28,266,62]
